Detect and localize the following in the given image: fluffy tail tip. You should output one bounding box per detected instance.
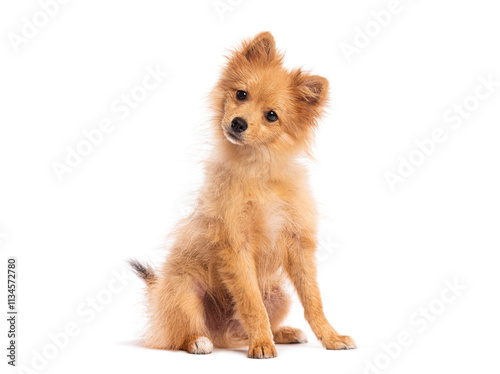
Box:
[128,259,156,286]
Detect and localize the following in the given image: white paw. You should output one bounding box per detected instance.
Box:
[192,336,213,354]
[295,330,308,344]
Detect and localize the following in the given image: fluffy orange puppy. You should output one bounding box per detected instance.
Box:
[130,31,355,359]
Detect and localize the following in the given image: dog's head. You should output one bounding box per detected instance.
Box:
[211,32,329,155]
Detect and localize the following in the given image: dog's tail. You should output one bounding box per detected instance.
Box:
[128,259,157,286]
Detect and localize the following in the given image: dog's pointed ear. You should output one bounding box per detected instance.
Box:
[242,32,276,62]
[294,72,329,107]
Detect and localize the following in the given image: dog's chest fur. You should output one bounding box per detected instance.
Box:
[262,200,287,246]
[252,182,298,249]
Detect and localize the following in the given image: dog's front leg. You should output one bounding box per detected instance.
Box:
[218,246,277,359]
[285,234,356,350]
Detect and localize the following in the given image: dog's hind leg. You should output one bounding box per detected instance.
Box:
[145,273,213,354]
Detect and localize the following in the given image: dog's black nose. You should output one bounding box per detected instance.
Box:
[231,117,248,133]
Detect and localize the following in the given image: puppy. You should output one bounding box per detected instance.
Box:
[130,31,355,359]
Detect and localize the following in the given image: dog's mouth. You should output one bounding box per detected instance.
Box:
[223,130,244,145]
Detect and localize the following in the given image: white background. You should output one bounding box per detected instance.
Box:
[1,1,499,373]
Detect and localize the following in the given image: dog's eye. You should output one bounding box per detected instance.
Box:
[236,90,247,101]
[266,111,278,122]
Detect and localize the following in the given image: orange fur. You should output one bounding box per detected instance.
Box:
[130,31,355,359]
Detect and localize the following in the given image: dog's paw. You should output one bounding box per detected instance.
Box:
[274,326,308,344]
[248,339,278,359]
[322,334,356,350]
[185,336,213,354]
